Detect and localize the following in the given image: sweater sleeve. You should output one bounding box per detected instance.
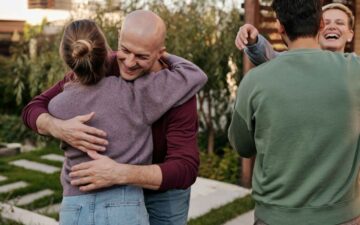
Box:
[134,54,207,124]
[228,73,257,158]
[21,74,71,133]
[158,96,199,190]
[244,34,281,66]
[228,110,256,158]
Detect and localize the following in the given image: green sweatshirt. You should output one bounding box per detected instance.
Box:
[228,49,360,225]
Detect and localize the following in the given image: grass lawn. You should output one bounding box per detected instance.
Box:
[0,144,63,218]
[188,195,255,225]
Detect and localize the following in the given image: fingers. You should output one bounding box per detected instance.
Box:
[70,173,108,192]
[59,114,108,152]
[77,112,95,123]
[79,132,108,148]
[235,27,248,50]
[79,123,107,139]
[70,131,108,152]
[87,150,103,160]
[249,28,259,44]
[235,24,259,50]
[71,176,92,186]
[75,112,107,138]
[71,161,92,172]
[69,169,89,179]
[79,183,97,192]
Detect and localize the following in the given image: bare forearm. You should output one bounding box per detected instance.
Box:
[117,164,162,190]
[36,113,60,137]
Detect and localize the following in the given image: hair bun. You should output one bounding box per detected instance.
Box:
[72,39,93,59]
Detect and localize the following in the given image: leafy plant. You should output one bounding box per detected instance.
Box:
[0,114,48,145]
[199,147,240,184]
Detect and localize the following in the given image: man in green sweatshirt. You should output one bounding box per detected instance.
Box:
[228,0,360,224]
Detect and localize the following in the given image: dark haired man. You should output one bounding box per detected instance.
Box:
[22,10,202,225]
[228,0,360,224]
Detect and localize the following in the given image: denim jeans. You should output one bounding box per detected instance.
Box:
[144,188,191,225]
[59,186,149,225]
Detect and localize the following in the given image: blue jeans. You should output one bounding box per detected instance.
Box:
[144,188,191,225]
[60,186,149,225]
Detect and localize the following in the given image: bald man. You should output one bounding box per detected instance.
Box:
[117,10,167,81]
[22,10,202,225]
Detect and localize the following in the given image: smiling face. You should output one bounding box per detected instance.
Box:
[319,8,354,52]
[116,10,166,81]
[117,31,161,81]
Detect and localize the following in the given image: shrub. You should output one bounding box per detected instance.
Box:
[199,147,240,184]
[0,114,45,145]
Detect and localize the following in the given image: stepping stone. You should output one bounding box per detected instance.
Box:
[8,189,54,206]
[0,181,28,193]
[188,177,251,220]
[0,202,58,225]
[10,159,60,174]
[0,175,7,182]
[0,145,20,157]
[36,203,61,214]
[41,154,65,162]
[6,143,22,150]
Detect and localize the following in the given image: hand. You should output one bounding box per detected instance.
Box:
[48,112,108,153]
[159,51,169,68]
[69,151,128,192]
[235,24,259,50]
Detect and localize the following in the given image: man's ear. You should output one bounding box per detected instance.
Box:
[276,19,289,46]
[157,46,166,59]
[276,19,285,34]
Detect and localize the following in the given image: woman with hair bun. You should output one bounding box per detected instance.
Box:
[49,19,207,225]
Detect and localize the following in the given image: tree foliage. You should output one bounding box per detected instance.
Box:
[149,0,243,153]
[1,0,244,155]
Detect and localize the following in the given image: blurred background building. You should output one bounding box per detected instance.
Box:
[0,0,123,55]
[28,0,72,10]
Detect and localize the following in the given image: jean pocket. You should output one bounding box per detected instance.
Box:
[59,204,82,225]
[105,201,144,225]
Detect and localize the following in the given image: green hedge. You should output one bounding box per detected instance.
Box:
[0,114,43,144]
[199,147,240,184]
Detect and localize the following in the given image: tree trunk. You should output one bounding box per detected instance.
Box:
[206,92,214,154]
[207,126,215,154]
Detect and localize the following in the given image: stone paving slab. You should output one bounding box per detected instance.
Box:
[10,159,60,174]
[0,202,58,225]
[41,154,65,162]
[0,181,28,193]
[8,189,54,206]
[223,210,254,225]
[189,177,251,220]
[0,175,7,182]
[36,203,61,214]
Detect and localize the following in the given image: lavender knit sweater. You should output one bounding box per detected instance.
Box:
[48,55,207,196]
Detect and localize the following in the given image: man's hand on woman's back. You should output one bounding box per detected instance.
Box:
[37,112,108,153]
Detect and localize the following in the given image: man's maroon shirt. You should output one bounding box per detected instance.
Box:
[21,54,199,191]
